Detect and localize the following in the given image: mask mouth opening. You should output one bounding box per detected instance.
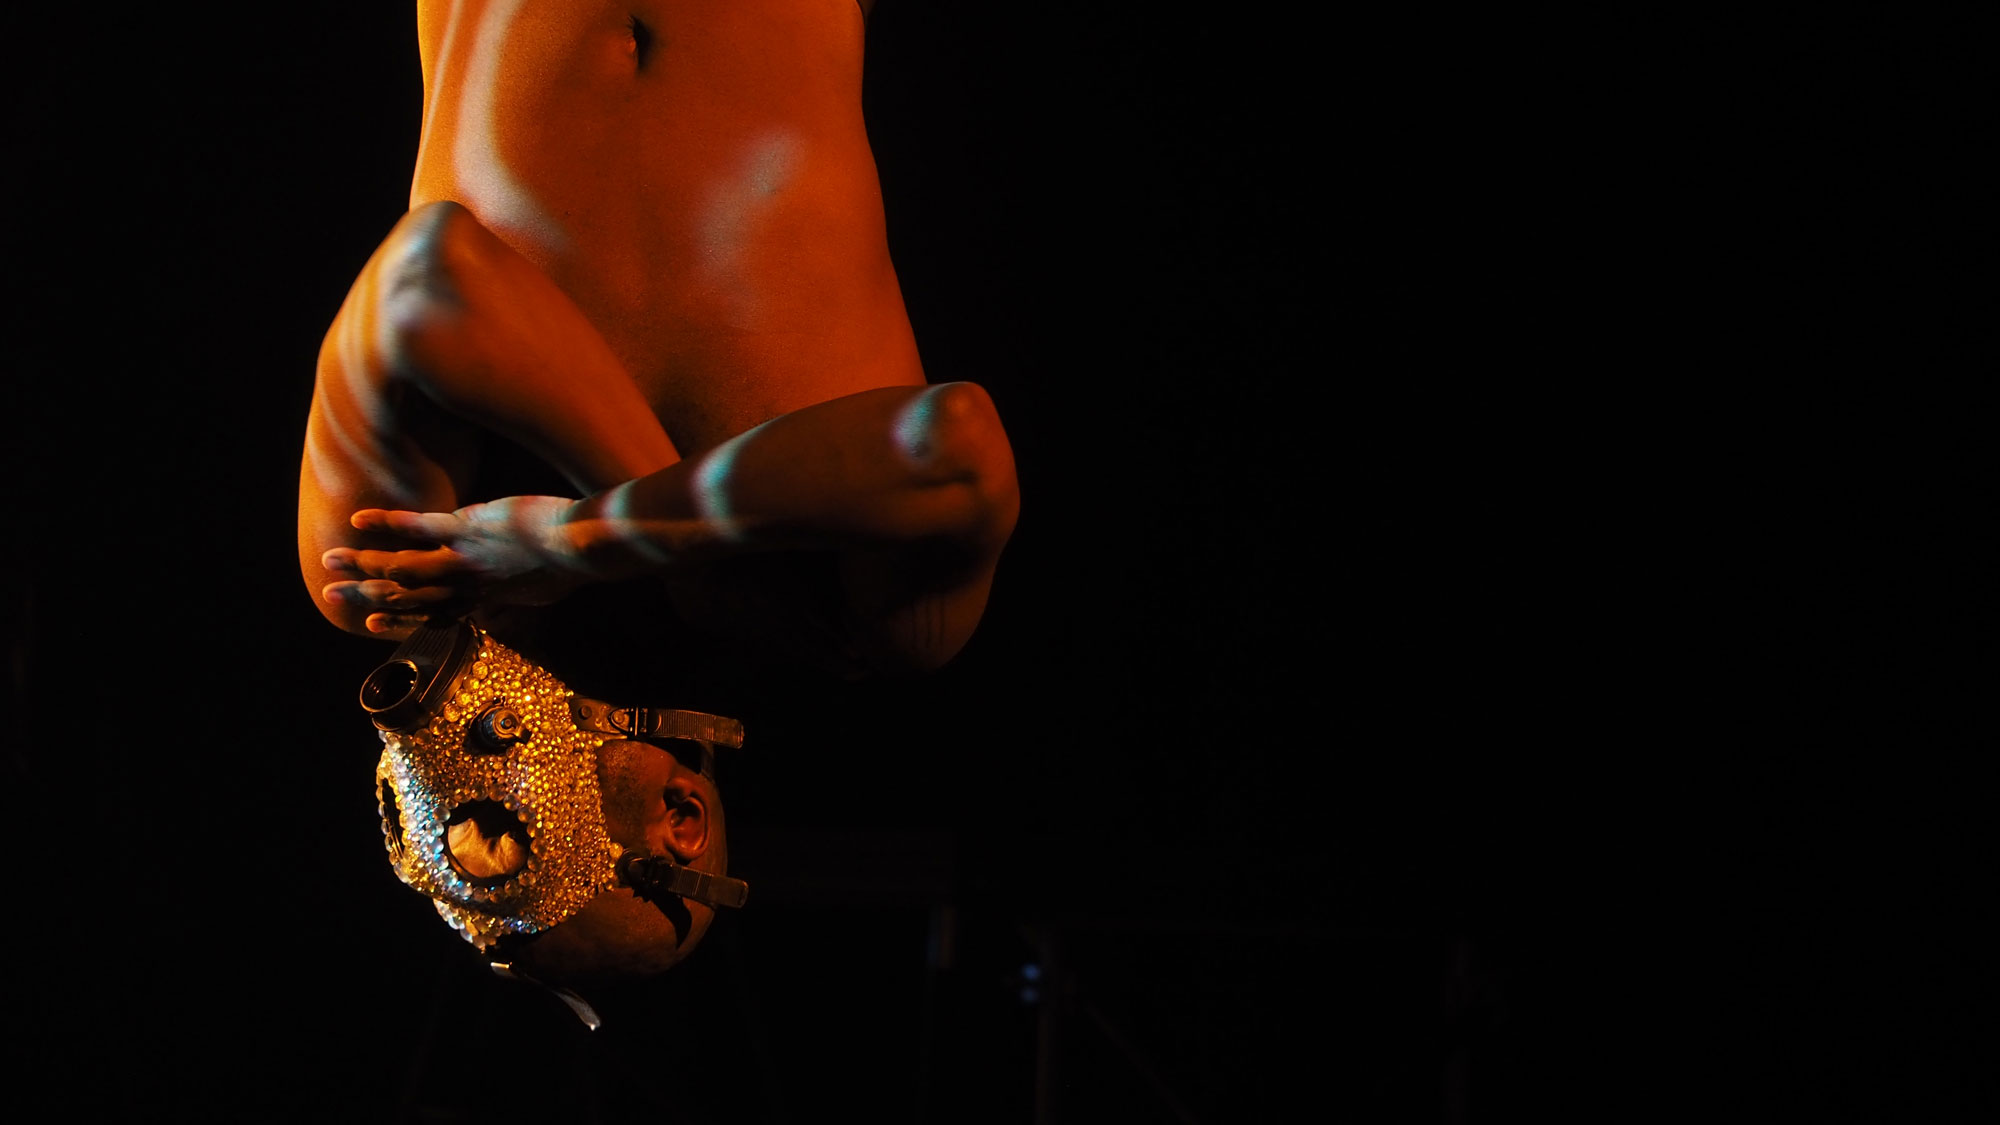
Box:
[444,800,532,883]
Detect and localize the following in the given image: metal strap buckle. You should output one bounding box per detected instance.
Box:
[608,706,656,738]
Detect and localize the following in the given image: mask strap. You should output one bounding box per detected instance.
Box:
[617,851,750,910]
[488,962,604,1031]
[569,699,745,749]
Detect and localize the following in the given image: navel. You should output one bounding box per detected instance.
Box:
[626,15,656,72]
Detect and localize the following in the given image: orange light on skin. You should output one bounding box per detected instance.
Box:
[303,0,1019,672]
[452,0,570,254]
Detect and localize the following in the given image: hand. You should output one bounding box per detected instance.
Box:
[321,496,587,637]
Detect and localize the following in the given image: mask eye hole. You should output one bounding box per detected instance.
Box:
[443,800,531,883]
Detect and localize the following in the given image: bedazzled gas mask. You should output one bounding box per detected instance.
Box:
[362,618,747,953]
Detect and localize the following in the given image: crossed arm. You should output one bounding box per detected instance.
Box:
[301,202,1018,672]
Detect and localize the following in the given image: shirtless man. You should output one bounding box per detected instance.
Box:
[296,0,1018,988]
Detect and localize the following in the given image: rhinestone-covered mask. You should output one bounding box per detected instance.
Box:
[374,630,619,952]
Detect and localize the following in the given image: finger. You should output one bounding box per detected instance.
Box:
[324,579,455,612]
[382,583,462,609]
[364,612,427,640]
[360,579,471,611]
[351,509,466,543]
[322,580,372,608]
[324,579,402,610]
[335,547,474,584]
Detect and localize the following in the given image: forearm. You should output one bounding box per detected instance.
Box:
[327,381,1017,665]
[383,201,680,495]
[560,382,1019,580]
[301,201,682,638]
[297,242,475,639]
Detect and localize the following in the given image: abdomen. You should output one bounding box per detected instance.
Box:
[410,0,925,454]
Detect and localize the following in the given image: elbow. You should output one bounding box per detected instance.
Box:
[301,565,375,640]
[898,382,1020,544]
[375,201,477,393]
[298,527,382,641]
[324,606,377,641]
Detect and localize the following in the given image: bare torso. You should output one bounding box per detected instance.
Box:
[410,0,922,456]
[303,1,1014,681]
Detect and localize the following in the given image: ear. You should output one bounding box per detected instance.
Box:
[656,771,711,863]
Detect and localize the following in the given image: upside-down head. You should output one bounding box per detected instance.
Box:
[366,619,744,993]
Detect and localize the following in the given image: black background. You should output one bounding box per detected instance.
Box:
[6,5,1995,1122]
